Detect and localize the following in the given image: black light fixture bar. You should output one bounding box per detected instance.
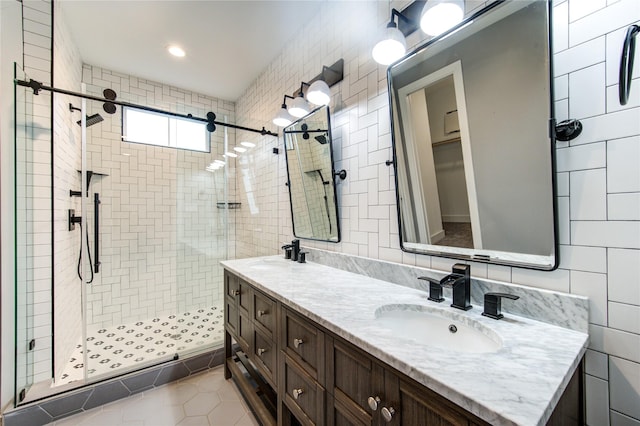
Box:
[15,78,278,137]
[395,1,426,37]
[288,58,344,98]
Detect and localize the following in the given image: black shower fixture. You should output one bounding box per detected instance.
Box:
[103,88,117,114]
[206,112,216,132]
[77,113,104,127]
[315,134,328,145]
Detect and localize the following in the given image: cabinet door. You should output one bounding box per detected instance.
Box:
[254,328,276,388]
[326,337,384,426]
[282,307,325,383]
[254,289,276,338]
[225,271,239,302]
[282,353,326,426]
[385,371,470,426]
[237,310,252,353]
[238,278,253,315]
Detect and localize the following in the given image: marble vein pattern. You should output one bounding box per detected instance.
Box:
[221,255,588,426]
[307,248,589,332]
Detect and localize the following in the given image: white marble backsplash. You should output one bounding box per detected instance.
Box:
[305,248,589,333]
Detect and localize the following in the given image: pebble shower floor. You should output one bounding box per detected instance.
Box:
[57,305,225,385]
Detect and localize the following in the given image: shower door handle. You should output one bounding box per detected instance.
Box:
[619,25,639,105]
[94,193,101,273]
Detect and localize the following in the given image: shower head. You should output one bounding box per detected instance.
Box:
[315,135,328,145]
[77,113,104,127]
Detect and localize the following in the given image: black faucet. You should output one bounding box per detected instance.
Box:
[291,239,300,262]
[281,243,293,259]
[482,293,520,320]
[418,276,445,302]
[439,264,472,311]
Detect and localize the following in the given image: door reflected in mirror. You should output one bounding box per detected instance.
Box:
[284,106,340,242]
[389,0,557,270]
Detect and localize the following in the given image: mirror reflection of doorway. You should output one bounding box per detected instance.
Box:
[399,61,482,249]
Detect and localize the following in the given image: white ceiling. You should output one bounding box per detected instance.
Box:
[59,1,325,101]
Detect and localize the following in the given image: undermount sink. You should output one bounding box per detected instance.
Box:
[374,304,503,354]
[247,257,287,270]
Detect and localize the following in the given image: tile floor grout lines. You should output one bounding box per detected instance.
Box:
[47,366,258,426]
[57,305,225,385]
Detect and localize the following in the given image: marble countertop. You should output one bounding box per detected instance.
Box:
[221,256,588,426]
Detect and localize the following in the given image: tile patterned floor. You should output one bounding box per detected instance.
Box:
[47,367,258,426]
[58,305,225,385]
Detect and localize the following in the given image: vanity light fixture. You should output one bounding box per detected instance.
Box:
[273,59,344,124]
[273,95,295,127]
[372,8,409,65]
[420,0,464,36]
[306,80,331,106]
[372,0,467,64]
[288,85,310,118]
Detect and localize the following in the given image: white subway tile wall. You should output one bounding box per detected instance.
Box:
[12,0,640,423]
[20,0,53,385]
[232,0,640,424]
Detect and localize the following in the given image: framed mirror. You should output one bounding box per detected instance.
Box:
[284,106,340,242]
[389,0,557,270]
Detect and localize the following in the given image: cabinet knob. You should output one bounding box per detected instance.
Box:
[367,396,381,411]
[232,289,240,296]
[381,407,396,423]
[257,310,266,317]
[293,338,304,348]
[257,348,266,356]
[292,388,304,399]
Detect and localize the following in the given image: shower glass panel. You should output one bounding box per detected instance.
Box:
[14,63,38,404]
[14,72,229,402]
[68,87,229,383]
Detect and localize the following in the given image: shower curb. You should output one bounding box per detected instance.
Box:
[1,348,225,426]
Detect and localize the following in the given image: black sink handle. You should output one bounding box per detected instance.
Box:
[418,277,445,303]
[482,293,520,320]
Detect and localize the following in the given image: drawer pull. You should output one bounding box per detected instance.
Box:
[381,407,396,423]
[293,338,304,348]
[257,348,267,356]
[292,388,304,399]
[257,310,267,317]
[367,396,381,411]
[232,289,240,296]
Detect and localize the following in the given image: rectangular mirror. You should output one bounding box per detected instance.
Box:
[389,0,557,270]
[284,106,340,242]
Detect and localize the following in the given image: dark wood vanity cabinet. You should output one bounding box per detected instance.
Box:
[223,271,582,426]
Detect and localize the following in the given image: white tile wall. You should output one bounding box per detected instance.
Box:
[233,0,640,423]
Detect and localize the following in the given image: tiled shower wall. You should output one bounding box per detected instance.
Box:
[234,0,640,424]
[80,64,233,329]
[19,0,53,385]
[52,0,84,384]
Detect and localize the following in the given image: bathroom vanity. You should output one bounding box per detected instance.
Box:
[222,256,587,426]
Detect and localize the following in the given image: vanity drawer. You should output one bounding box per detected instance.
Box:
[225,271,239,302]
[283,353,325,426]
[254,290,276,337]
[282,307,325,382]
[253,328,276,387]
[327,337,384,423]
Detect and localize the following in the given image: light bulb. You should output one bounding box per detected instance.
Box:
[372,25,407,65]
[273,106,293,127]
[420,0,464,37]
[288,96,310,118]
[306,80,331,106]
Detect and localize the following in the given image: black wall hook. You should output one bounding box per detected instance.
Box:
[334,170,347,180]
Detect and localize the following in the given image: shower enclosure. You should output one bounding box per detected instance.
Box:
[14,66,232,403]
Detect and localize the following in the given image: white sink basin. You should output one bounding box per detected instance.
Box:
[247,257,287,270]
[374,304,502,354]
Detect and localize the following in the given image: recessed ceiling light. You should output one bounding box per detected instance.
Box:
[167,45,186,57]
[241,142,256,148]
[224,152,238,158]
[233,147,247,153]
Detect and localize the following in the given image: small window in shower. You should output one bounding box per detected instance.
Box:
[122,107,210,152]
